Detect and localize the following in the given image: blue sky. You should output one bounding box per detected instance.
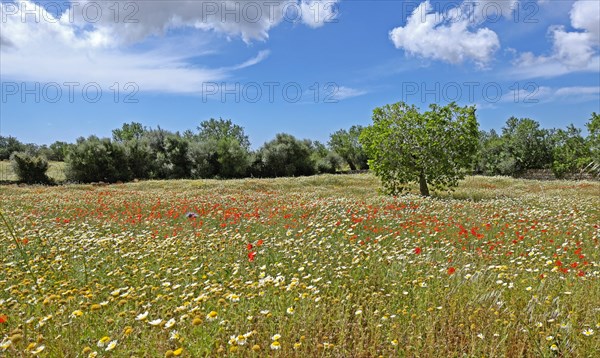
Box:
[1,0,599,147]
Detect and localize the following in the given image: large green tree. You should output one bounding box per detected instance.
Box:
[360,102,479,196]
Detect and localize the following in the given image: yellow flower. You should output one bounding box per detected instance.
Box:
[252,344,261,352]
[391,339,398,346]
[123,326,133,335]
[206,311,218,321]
[90,304,101,311]
[272,334,281,341]
[270,341,281,350]
[293,342,302,349]
[287,307,295,315]
[165,350,174,358]
[72,310,84,317]
[192,317,203,326]
[173,347,183,356]
[82,347,92,354]
[97,336,110,347]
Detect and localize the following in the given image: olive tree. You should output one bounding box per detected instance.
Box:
[360,102,479,196]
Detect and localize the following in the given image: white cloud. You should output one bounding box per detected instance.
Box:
[500,85,599,104]
[511,0,600,78]
[389,1,500,67]
[332,86,367,100]
[299,0,340,28]
[0,1,334,94]
[468,0,519,23]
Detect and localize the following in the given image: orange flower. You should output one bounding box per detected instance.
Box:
[447,267,456,275]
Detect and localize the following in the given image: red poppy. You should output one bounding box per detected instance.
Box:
[447,267,456,275]
[256,239,264,246]
[577,271,585,277]
[414,247,422,255]
[0,315,7,324]
[247,243,253,250]
[248,251,256,262]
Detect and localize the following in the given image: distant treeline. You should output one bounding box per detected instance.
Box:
[2,113,599,184]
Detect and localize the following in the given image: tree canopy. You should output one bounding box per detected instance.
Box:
[360,101,479,196]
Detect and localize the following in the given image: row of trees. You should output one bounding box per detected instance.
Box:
[0,136,70,161]
[4,110,599,187]
[476,115,599,178]
[43,119,348,183]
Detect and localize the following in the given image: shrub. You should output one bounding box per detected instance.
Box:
[65,136,131,183]
[10,152,51,184]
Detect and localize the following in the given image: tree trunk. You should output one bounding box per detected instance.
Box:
[347,160,357,171]
[419,171,430,197]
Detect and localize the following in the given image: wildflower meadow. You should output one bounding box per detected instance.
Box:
[1,175,599,357]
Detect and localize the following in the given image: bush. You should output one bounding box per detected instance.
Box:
[10,152,51,184]
[65,136,131,183]
[254,134,316,177]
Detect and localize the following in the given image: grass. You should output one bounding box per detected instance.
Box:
[0,174,599,357]
[0,161,66,183]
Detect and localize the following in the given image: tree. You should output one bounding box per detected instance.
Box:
[501,117,552,174]
[550,125,591,178]
[0,136,25,160]
[197,118,250,150]
[328,126,368,170]
[190,118,251,178]
[65,136,131,183]
[586,112,600,163]
[254,134,316,177]
[49,141,70,161]
[112,122,145,142]
[360,101,479,196]
[10,152,51,184]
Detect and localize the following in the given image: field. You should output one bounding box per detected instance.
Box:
[0,174,599,357]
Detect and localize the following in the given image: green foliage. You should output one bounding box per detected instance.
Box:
[500,117,552,174]
[328,125,369,170]
[48,141,70,161]
[550,125,592,178]
[310,141,342,174]
[163,135,192,179]
[190,138,250,179]
[197,118,250,150]
[9,152,51,184]
[124,139,155,180]
[0,136,25,160]
[254,134,317,177]
[65,136,131,183]
[112,122,145,142]
[586,112,600,163]
[189,118,251,178]
[360,101,479,196]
